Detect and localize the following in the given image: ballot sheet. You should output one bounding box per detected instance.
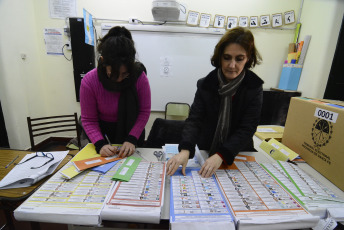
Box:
[14,160,123,226]
[101,161,166,224]
[215,160,320,230]
[170,168,235,230]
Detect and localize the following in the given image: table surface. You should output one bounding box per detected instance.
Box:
[3,140,343,225]
[0,149,78,201]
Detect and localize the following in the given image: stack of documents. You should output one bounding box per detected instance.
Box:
[60,143,121,179]
[0,151,68,189]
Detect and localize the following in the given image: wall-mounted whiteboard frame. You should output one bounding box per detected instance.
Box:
[101,23,225,111]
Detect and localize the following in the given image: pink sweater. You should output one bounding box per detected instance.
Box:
[80,68,151,144]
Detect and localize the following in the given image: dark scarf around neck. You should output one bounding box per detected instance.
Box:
[100,62,147,145]
[209,68,245,155]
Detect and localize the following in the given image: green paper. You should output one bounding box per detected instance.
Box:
[112,156,142,182]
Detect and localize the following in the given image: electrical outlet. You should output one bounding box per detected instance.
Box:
[66,41,71,51]
[129,18,139,24]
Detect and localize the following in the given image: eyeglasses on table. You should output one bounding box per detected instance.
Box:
[16,152,55,169]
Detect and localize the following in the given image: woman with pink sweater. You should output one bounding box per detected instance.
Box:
[80,26,151,158]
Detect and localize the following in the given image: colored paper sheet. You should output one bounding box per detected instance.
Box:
[91,160,120,174]
[73,155,121,171]
[112,156,141,182]
[60,143,99,179]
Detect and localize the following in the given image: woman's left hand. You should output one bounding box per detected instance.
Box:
[199,154,223,178]
[118,142,136,158]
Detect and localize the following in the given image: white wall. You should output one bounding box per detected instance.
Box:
[297,0,344,98]
[0,0,343,149]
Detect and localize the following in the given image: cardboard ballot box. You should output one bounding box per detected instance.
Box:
[278,64,303,91]
[282,97,344,191]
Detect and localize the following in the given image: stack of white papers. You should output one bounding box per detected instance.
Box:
[0,151,68,189]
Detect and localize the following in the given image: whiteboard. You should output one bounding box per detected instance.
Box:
[101,24,223,111]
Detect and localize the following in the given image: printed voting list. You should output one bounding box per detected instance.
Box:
[14,158,124,226]
[215,158,320,230]
[101,161,166,224]
[170,168,235,230]
[261,161,344,221]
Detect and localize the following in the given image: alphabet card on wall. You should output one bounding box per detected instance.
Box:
[250,16,258,27]
[227,16,238,29]
[186,11,200,26]
[199,13,211,28]
[272,13,283,27]
[284,10,295,24]
[214,14,226,28]
[260,15,271,27]
[239,16,248,27]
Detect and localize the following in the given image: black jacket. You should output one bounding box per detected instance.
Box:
[178,68,264,165]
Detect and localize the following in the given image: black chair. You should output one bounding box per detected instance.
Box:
[27,113,81,151]
[145,118,185,148]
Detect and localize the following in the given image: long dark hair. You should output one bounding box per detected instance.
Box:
[211,27,262,69]
[97,26,136,78]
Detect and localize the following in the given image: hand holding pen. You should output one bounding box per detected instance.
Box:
[99,134,119,157]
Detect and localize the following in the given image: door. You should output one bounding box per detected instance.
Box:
[0,101,10,148]
[324,15,344,101]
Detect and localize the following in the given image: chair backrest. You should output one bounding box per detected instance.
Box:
[165,102,190,120]
[145,118,185,148]
[27,113,81,151]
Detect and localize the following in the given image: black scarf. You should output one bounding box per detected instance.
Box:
[98,62,147,145]
[209,68,245,155]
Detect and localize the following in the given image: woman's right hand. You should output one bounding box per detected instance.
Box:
[166,150,190,176]
[100,144,119,157]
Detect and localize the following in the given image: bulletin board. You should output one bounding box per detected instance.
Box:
[101,24,223,111]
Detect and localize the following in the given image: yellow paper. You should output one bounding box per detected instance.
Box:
[71,143,99,162]
[259,138,299,161]
[255,126,284,141]
[60,165,80,179]
[60,143,99,179]
[60,143,122,179]
[260,140,289,161]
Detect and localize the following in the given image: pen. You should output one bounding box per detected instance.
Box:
[5,155,19,168]
[104,134,111,145]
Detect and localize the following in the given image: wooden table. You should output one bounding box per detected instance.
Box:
[0,149,78,230]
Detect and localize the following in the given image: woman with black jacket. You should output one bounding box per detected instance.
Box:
[166,27,264,178]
